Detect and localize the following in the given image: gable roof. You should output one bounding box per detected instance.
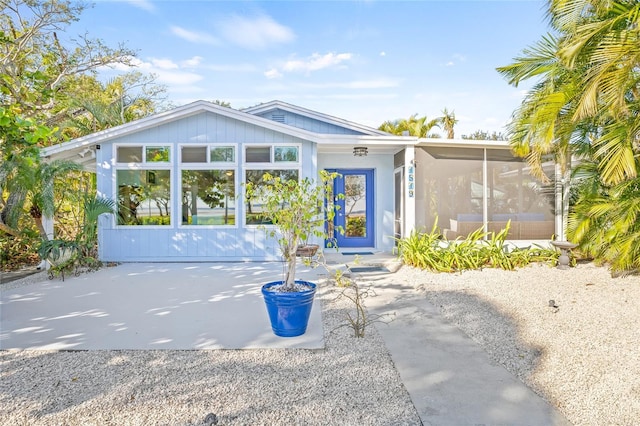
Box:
[242,100,389,136]
[41,100,415,171]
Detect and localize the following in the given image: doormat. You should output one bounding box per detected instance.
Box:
[348,266,389,273]
[342,251,374,255]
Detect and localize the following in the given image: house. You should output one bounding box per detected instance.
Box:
[41,100,559,262]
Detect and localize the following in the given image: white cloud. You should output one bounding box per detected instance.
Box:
[380,51,386,57]
[124,0,155,12]
[155,70,203,86]
[217,14,295,49]
[104,57,203,86]
[280,52,353,74]
[181,56,203,68]
[264,68,283,79]
[170,26,219,45]
[151,58,179,70]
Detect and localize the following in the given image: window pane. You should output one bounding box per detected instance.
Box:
[182,146,207,163]
[117,146,142,163]
[146,146,170,162]
[245,169,299,224]
[210,147,235,162]
[117,170,171,225]
[246,147,270,163]
[345,174,367,237]
[181,170,235,225]
[274,146,298,162]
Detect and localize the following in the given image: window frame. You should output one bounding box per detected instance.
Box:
[113,143,173,228]
[178,143,239,228]
[242,143,302,227]
[244,144,300,164]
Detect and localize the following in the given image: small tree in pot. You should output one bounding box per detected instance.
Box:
[245,170,342,336]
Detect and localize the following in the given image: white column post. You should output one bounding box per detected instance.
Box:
[404,146,416,237]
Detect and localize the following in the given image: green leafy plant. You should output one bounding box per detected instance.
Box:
[244,170,343,291]
[396,217,559,272]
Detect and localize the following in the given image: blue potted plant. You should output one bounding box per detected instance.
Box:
[245,170,342,337]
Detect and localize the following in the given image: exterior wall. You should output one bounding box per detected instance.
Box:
[317,152,396,253]
[253,108,364,135]
[96,111,317,262]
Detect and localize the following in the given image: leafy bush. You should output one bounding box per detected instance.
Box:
[396,219,558,272]
[0,233,41,271]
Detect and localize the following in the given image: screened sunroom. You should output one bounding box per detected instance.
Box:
[411,142,556,241]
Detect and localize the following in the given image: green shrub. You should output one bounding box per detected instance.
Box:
[0,233,41,271]
[396,218,558,272]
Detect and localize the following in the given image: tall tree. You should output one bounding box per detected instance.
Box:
[378,114,440,137]
[0,0,145,241]
[1,0,135,120]
[440,108,458,139]
[56,72,167,138]
[497,0,640,273]
[462,130,506,141]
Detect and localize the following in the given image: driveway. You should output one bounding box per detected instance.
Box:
[0,262,325,350]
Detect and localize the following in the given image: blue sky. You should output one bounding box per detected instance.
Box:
[69,0,550,137]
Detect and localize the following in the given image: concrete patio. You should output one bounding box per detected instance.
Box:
[0,261,327,350]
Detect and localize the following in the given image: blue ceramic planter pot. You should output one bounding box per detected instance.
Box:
[262,280,317,337]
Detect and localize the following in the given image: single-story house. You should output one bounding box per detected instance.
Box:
[41,100,561,262]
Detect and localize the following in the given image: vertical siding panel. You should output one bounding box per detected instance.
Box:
[225,117,236,142]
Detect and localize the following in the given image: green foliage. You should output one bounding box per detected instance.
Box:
[244,170,343,290]
[346,216,366,237]
[568,173,640,274]
[378,113,440,137]
[396,219,558,273]
[497,0,640,275]
[0,233,41,270]
[77,196,115,257]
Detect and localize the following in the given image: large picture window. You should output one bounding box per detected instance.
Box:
[245,169,299,225]
[179,144,237,227]
[117,169,171,225]
[115,145,171,226]
[181,170,236,225]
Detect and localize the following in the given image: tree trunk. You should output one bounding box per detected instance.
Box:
[0,189,25,229]
[0,222,20,237]
[284,237,298,290]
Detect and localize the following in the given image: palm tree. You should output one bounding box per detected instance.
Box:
[440,108,458,139]
[497,34,583,182]
[378,114,440,137]
[7,159,82,239]
[497,0,640,273]
[552,0,640,186]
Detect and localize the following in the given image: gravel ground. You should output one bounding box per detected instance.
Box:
[2,262,639,425]
[0,278,420,426]
[393,262,640,426]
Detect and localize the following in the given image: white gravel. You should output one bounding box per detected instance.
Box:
[393,262,640,426]
[0,278,420,426]
[3,261,639,425]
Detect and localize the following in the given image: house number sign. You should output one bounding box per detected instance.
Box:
[407,165,415,198]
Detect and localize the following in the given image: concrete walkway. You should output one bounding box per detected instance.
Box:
[347,254,570,426]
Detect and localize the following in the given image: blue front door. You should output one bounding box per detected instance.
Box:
[329,169,375,248]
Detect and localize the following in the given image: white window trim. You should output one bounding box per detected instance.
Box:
[178,143,239,229]
[113,144,174,228]
[243,143,301,165]
[179,143,238,166]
